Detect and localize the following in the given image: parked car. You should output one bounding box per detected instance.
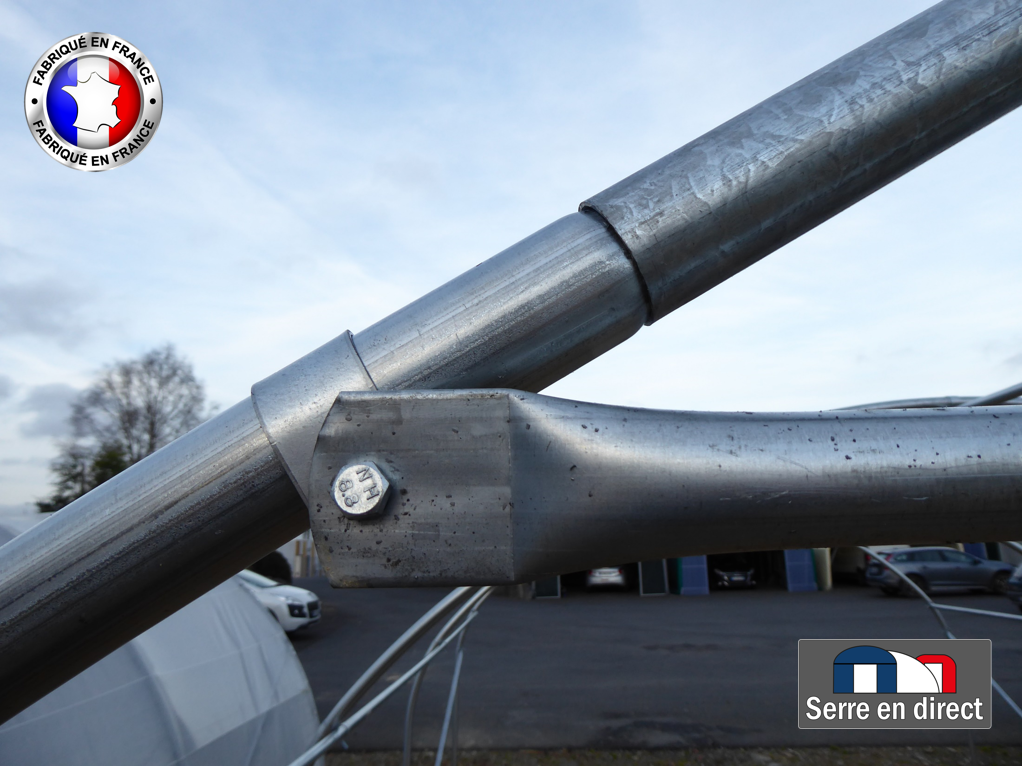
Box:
[236,569,321,633]
[710,553,756,589]
[1005,564,1022,612]
[865,547,1013,596]
[831,545,905,585]
[586,567,627,589]
[713,566,756,589]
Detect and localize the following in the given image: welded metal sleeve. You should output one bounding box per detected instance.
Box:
[251,331,376,505]
[582,0,1022,322]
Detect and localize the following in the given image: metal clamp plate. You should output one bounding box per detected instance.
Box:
[309,391,515,587]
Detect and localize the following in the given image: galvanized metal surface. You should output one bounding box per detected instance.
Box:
[251,332,376,505]
[582,0,1022,322]
[311,392,515,586]
[0,399,307,723]
[310,390,1022,586]
[353,212,646,392]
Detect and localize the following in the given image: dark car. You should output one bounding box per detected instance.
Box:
[710,553,756,590]
[865,547,1013,596]
[713,566,756,589]
[1005,564,1022,612]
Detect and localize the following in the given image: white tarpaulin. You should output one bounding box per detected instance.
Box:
[0,518,320,766]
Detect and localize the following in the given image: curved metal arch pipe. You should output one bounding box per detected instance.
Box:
[309,390,1022,586]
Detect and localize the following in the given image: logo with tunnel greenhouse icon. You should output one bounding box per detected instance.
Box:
[833,645,956,694]
[798,639,991,730]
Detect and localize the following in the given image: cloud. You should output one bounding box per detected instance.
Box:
[373,156,441,194]
[0,246,94,347]
[0,457,47,467]
[0,280,92,344]
[0,2,52,63]
[18,383,78,438]
[0,374,12,400]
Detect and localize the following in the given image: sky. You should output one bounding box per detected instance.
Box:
[1,0,1021,510]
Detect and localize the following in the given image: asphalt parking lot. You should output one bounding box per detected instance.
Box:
[290,579,1022,751]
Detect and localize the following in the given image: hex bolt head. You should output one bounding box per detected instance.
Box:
[331,461,391,519]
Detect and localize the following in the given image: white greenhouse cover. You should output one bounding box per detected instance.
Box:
[0,517,320,766]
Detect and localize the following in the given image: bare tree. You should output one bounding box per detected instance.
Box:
[70,345,209,463]
[37,345,212,512]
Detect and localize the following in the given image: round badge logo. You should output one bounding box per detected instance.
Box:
[24,33,162,171]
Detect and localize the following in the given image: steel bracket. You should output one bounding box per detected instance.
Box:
[309,389,1022,588]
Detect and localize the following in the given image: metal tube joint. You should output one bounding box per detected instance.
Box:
[308,389,1022,586]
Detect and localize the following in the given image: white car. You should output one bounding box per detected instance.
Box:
[586,567,628,589]
[236,569,321,633]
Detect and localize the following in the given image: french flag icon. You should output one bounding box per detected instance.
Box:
[833,646,956,693]
[46,55,140,149]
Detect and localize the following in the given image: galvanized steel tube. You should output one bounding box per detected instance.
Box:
[0,400,307,722]
[582,0,1022,322]
[510,398,1022,578]
[353,212,646,392]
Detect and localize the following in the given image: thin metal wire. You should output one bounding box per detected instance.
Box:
[434,634,467,766]
[932,603,1022,622]
[960,381,1022,408]
[859,546,1022,719]
[451,677,460,766]
[316,586,479,738]
[993,678,1022,719]
[859,547,954,633]
[1001,541,1022,556]
[287,609,480,766]
[403,587,494,766]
